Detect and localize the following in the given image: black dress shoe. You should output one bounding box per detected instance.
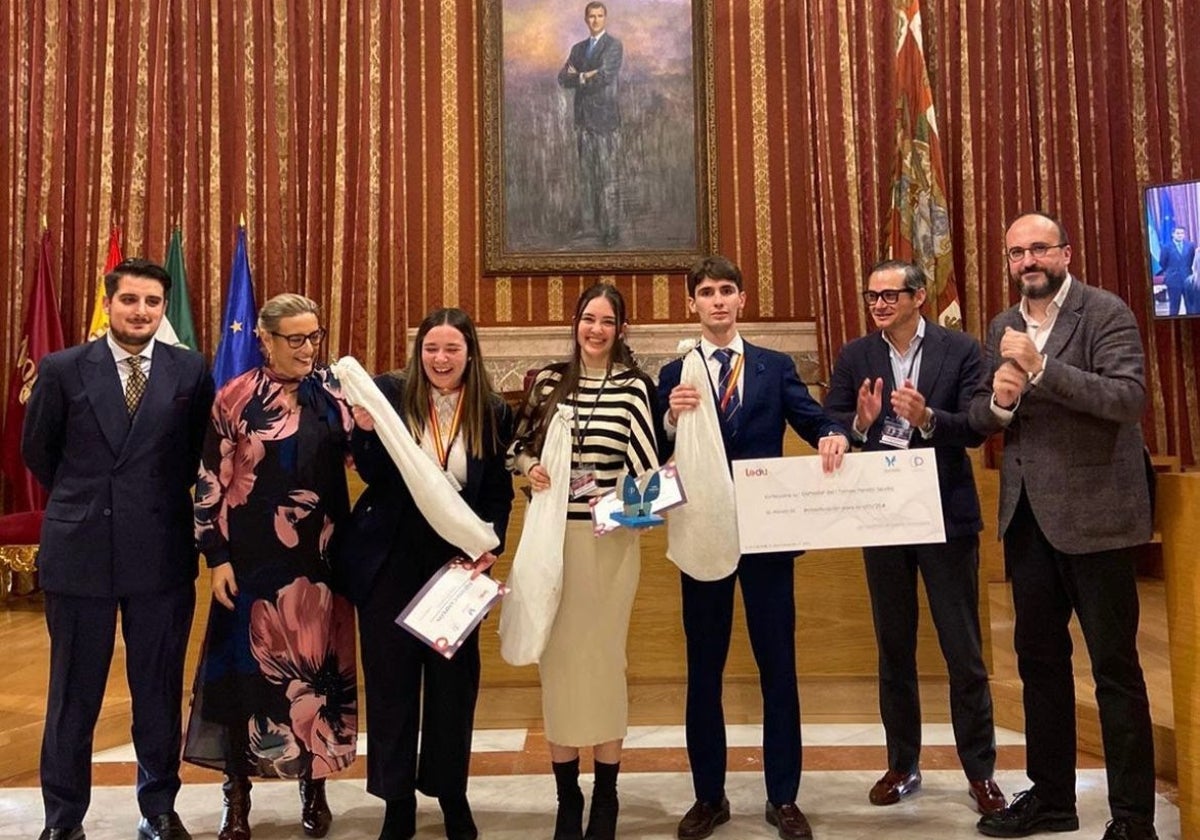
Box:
[38,827,84,840]
[1100,818,1159,840]
[439,794,479,840]
[764,802,813,840]
[137,812,191,840]
[977,790,1079,837]
[379,796,416,840]
[677,798,730,840]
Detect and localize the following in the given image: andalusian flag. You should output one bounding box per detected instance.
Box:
[163,226,199,349]
[886,0,961,329]
[87,226,123,340]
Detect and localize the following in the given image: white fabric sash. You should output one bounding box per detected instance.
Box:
[498,404,573,666]
[331,356,499,560]
[666,349,740,580]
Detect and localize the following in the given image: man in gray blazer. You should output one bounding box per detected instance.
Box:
[968,213,1157,840]
[22,258,214,840]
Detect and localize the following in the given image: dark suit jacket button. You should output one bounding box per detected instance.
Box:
[103,508,112,516]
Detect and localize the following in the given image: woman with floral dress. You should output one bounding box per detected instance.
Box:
[185,293,357,840]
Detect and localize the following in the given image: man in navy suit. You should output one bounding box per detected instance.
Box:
[557,1,623,247]
[658,255,848,840]
[824,260,1005,816]
[1158,225,1196,316]
[22,258,214,840]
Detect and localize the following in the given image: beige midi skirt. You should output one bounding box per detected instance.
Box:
[539,520,641,746]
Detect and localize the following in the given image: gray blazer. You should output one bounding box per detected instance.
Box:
[968,277,1152,555]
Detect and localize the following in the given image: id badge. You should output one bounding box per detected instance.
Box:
[443,469,464,492]
[569,468,599,499]
[879,416,914,449]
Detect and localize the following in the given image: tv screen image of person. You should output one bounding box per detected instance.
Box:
[1143,178,1200,319]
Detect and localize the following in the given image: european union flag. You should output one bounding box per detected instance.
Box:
[212,225,263,388]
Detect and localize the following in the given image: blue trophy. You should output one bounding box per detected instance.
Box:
[610,470,664,529]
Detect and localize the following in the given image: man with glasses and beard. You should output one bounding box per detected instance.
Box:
[968,213,1158,840]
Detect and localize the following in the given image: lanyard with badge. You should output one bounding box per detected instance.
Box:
[879,343,923,449]
[569,372,609,499]
[429,393,465,491]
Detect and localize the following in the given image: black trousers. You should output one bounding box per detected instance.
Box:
[681,555,801,806]
[1005,491,1155,821]
[863,535,996,781]
[41,583,195,828]
[358,553,480,802]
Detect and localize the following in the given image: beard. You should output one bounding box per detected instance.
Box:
[108,322,156,351]
[1014,266,1068,300]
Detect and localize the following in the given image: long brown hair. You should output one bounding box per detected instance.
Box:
[398,307,498,458]
[519,283,644,455]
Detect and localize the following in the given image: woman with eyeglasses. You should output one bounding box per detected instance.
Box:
[185,293,358,840]
[339,307,515,840]
[508,283,660,840]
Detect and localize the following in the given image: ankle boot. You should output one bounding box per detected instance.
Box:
[552,759,585,840]
[218,774,252,840]
[439,793,479,840]
[378,795,417,840]
[299,778,332,838]
[584,761,620,840]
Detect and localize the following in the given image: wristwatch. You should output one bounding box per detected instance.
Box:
[919,408,937,437]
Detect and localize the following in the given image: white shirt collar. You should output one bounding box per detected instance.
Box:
[881,316,926,356]
[699,333,744,360]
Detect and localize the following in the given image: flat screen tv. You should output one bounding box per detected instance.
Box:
[1143,178,1200,318]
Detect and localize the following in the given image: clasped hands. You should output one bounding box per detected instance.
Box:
[991,327,1044,409]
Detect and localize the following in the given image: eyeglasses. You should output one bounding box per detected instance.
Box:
[862,289,915,306]
[271,328,326,349]
[1005,242,1068,262]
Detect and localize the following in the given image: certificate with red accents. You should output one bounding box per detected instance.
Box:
[396,558,508,658]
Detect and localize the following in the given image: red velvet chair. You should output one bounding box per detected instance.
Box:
[0,509,43,599]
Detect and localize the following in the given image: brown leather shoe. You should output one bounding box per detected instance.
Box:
[969,778,1007,816]
[764,802,813,840]
[868,769,922,806]
[676,798,730,840]
[299,778,332,838]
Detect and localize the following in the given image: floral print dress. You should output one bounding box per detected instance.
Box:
[184,365,358,780]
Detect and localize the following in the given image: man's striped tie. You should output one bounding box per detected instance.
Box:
[713,347,740,427]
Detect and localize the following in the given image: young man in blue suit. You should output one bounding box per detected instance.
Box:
[658,255,849,840]
[22,259,215,840]
[823,260,1005,817]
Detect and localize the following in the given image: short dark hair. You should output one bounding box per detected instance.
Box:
[585,2,607,16]
[103,258,172,298]
[1173,225,1187,234]
[1008,211,1070,246]
[867,259,926,292]
[686,254,743,297]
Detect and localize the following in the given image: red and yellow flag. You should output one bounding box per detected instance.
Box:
[887,0,961,329]
[87,226,123,340]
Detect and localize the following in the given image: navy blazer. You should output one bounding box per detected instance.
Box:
[557,32,623,133]
[825,321,986,539]
[21,338,214,596]
[337,374,515,607]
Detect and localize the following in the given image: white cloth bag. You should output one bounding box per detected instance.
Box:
[331,356,499,559]
[498,404,573,666]
[666,349,740,581]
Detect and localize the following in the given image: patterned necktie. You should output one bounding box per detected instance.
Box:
[713,348,740,426]
[125,355,147,417]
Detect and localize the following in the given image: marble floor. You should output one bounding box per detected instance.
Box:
[0,724,1181,840]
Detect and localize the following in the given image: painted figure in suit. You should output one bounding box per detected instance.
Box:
[21,258,215,840]
[342,308,514,840]
[1158,225,1196,316]
[557,2,623,247]
[824,260,1005,817]
[969,213,1157,840]
[657,256,848,840]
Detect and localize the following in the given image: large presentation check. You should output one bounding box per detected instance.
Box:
[732,450,945,553]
